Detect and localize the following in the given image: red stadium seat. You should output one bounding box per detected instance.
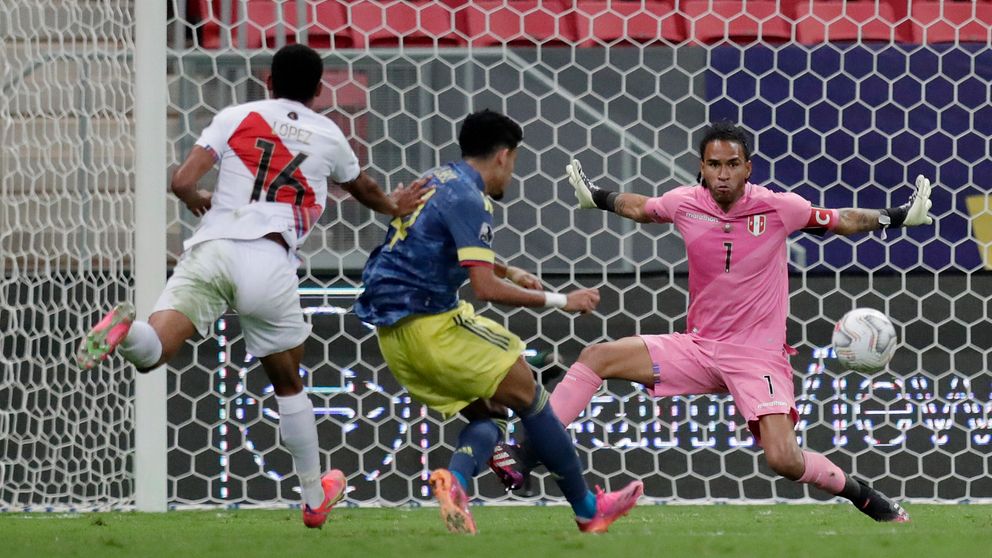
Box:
[196,0,226,49]
[197,0,301,49]
[458,0,578,47]
[573,1,686,47]
[186,0,209,23]
[195,0,458,50]
[301,2,354,49]
[347,1,462,48]
[794,1,910,44]
[910,2,992,44]
[186,0,220,48]
[233,1,292,49]
[680,0,793,45]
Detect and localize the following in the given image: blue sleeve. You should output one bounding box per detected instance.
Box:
[438,187,495,266]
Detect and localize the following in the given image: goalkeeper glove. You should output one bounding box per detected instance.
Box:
[565,159,618,211]
[879,174,934,228]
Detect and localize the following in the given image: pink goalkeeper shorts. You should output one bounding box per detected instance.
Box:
[640,332,798,435]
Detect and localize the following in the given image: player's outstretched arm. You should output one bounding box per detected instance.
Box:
[468,266,599,314]
[566,159,653,223]
[171,145,215,216]
[337,171,429,218]
[832,174,935,236]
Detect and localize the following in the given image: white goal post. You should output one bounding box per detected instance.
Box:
[133,0,168,513]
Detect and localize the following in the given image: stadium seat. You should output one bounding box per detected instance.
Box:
[346,1,462,48]
[186,0,208,24]
[189,0,209,43]
[910,2,992,44]
[195,0,226,48]
[794,0,910,44]
[197,0,304,49]
[197,1,431,50]
[680,0,793,45]
[299,2,354,49]
[573,1,686,47]
[457,0,578,47]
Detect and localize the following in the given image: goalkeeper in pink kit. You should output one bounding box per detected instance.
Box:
[492,121,934,522]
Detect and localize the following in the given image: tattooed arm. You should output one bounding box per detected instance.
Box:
[611,193,654,223]
[823,175,936,236]
[832,208,884,236]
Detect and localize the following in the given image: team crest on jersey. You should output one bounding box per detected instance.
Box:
[747,214,767,237]
[479,222,494,245]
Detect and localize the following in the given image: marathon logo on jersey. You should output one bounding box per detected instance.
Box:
[678,210,719,223]
[747,214,767,237]
[479,222,494,245]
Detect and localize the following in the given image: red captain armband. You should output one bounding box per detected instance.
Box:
[801,207,838,235]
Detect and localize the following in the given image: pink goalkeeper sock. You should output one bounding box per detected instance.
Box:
[799,451,847,494]
[549,362,603,425]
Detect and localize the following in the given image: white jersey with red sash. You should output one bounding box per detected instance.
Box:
[187,97,359,261]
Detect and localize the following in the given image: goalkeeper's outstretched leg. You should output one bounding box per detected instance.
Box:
[492,334,909,523]
[758,414,909,523]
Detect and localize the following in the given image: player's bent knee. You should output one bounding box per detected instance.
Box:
[764,445,804,480]
[259,345,306,396]
[492,358,537,412]
[577,343,621,378]
[578,339,650,382]
[500,380,536,413]
[495,386,534,414]
[148,310,196,362]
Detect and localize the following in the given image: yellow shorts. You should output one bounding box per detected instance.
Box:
[376,301,525,418]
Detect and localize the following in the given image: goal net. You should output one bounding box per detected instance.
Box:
[3,0,991,511]
[1,0,135,510]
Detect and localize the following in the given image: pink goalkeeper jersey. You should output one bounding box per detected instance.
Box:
[644,183,826,351]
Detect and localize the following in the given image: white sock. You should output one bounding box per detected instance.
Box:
[118,321,162,369]
[276,391,324,509]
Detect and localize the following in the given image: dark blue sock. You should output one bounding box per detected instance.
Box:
[518,385,596,519]
[448,419,500,492]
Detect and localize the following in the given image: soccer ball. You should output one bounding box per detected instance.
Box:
[831,308,898,372]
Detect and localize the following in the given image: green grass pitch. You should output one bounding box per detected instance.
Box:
[2,504,991,558]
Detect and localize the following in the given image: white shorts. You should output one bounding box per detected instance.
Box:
[153,238,310,357]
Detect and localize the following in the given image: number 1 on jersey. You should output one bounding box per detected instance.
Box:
[723,241,733,273]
